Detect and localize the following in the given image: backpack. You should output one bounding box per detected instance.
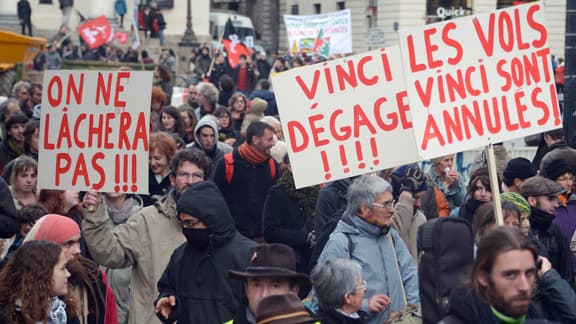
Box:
[223,152,277,184]
[417,217,474,324]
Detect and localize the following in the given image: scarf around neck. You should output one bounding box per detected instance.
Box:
[105,196,135,224]
[238,142,268,164]
[47,297,67,324]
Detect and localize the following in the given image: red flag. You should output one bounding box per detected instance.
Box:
[222,18,251,68]
[77,16,114,49]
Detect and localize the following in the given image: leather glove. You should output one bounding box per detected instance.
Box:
[399,166,425,195]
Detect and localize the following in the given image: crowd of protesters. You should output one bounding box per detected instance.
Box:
[1,23,576,323]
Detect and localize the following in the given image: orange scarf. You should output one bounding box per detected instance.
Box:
[238,142,268,164]
[559,194,568,207]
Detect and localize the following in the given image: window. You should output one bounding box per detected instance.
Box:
[291,4,299,15]
[496,0,537,9]
[314,3,321,14]
[337,2,345,10]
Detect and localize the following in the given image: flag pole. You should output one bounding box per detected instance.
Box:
[205,30,224,82]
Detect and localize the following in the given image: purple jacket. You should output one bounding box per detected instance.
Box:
[553,196,576,273]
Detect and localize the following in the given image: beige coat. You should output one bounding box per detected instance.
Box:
[82,194,185,324]
[392,192,427,263]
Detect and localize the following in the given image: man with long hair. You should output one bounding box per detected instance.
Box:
[441,227,576,323]
[24,214,118,324]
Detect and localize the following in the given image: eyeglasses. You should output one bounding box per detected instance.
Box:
[349,280,367,294]
[372,200,396,209]
[177,217,202,228]
[175,171,204,180]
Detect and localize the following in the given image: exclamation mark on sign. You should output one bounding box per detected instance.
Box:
[114,154,121,192]
[131,154,138,193]
[122,154,129,192]
[550,84,561,125]
[370,138,380,166]
[356,141,366,169]
[339,145,349,173]
[320,151,332,180]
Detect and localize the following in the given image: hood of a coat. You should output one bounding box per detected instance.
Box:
[177,181,236,249]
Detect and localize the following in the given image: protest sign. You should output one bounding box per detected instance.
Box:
[399,1,560,160]
[284,9,352,55]
[272,46,419,189]
[38,71,152,194]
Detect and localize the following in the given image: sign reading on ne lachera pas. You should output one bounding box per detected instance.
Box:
[39,70,153,194]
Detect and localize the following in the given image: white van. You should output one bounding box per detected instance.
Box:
[210,11,256,48]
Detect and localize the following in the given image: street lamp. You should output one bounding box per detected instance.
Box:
[178,0,199,76]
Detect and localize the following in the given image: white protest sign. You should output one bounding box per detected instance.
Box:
[284,9,352,55]
[272,46,419,189]
[399,1,560,160]
[39,70,152,194]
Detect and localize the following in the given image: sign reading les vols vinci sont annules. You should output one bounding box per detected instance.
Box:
[399,1,560,160]
[272,46,419,189]
[39,71,152,194]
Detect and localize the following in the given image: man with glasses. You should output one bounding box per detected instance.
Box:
[315,175,419,324]
[154,181,255,323]
[520,176,574,284]
[82,149,213,324]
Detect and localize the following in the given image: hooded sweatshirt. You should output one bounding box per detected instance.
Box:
[156,182,255,324]
[187,116,232,169]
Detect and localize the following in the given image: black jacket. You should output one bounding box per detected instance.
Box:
[529,208,574,284]
[214,150,279,239]
[17,0,31,21]
[263,184,312,273]
[156,182,255,324]
[0,139,21,173]
[0,176,17,238]
[210,63,231,86]
[313,179,352,232]
[143,170,172,207]
[441,269,576,324]
[232,64,256,92]
[316,309,368,324]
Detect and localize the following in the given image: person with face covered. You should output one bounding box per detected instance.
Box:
[81,149,212,324]
[154,181,255,324]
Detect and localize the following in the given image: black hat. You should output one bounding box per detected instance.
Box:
[542,158,573,181]
[520,176,566,197]
[229,243,309,284]
[503,158,537,181]
[255,293,318,324]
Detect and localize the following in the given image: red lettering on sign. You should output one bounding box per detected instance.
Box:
[442,22,463,65]
[47,76,63,107]
[96,72,113,105]
[55,153,71,186]
[114,71,130,108]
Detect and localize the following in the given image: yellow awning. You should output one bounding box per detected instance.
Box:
[0,29,47,64]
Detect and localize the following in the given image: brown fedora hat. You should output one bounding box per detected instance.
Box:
[229,243,309,283]
[256,293,318,324]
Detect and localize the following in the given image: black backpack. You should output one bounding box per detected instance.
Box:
[417,217,474,324]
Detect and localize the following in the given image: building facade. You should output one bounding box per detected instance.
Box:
[276,0,566,59]
[0,0,211,42]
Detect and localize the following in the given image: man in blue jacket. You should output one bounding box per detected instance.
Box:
[316,175,419,324]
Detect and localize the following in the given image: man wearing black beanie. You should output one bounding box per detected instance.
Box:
[155,181,255,324]
[502,157,537,193]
